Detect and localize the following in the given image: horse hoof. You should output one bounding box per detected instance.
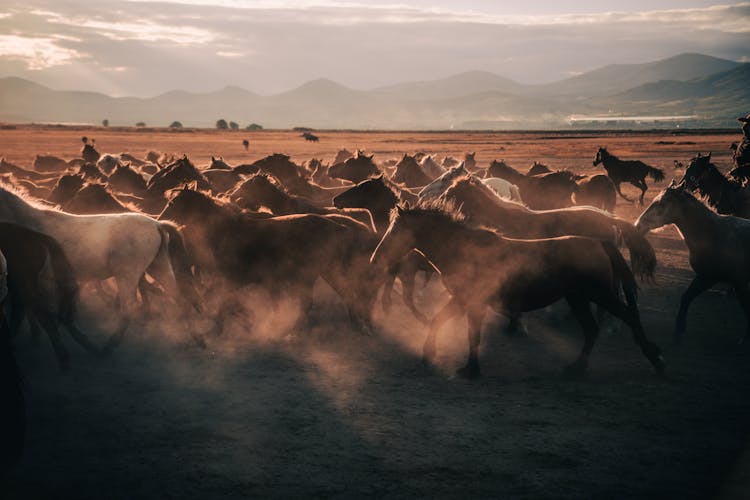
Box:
[456,365,480,380]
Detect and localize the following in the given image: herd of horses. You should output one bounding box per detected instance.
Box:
[2,137,748,472]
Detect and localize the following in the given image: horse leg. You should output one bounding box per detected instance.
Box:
[291,285,315,334]
[423,296,463,364]
[381,269,396,313]
[635,180,648,205]
[35,312,70,372]
[564,295,599,377]
[102,271,141,354]
[397,264,429,325]
[674,276,717,346]
[614,182,633,203]
[591,292,664,375]
[457,305,485,379]
[732,282,750,345]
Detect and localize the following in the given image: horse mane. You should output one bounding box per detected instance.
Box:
[0,181,57,210]
[390,199,465,225]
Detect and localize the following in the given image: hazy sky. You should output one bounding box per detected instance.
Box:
[0,1,748,96]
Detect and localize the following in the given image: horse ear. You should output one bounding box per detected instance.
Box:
[707,152,712,160]
[211,156,215,162]
[368,154,374,160]
[696,152,702,158]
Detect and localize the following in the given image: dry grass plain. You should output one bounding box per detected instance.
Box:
[1,126,749,499]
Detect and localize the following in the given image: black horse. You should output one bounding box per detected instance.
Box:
[683,152,750,218]
[0,248,25,473]
[593,147,665,205]
[0,222,100,371]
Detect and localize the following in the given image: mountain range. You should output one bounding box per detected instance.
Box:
[0,53,747,130]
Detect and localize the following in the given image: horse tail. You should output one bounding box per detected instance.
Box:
[39,233,79,324]
[614,220,656,280]
[647,165,665,182]
[158,222,202,312]
[601,241,638,312]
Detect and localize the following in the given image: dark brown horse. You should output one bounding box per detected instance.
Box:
[228,173,375,230]
[235,154,344,204]
[637,181,750,345]
[683,152,750,217]
[80,137,100,164]
[0,222,102,371]
[439,175,656,278]
[371,205,665,379]
[594,147,665,205]
[392,154,432,188]
[0,248,24,473]
[62,183,132,214]
[332,175,435,324]
[77,163,108,183]
[108,163,148,197]
[48,174,85,205]
[159,187,383,335]
[527,161,551,176]
[209,156,233,170]
[327,152,380,184]
[574,174,617,213]
[486,160,577,210]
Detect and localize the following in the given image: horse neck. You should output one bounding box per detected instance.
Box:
[671,196,720,249]
[410,217,480,272]
[699,166,732,202]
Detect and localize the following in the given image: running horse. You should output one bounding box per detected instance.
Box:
[0,185,203,350]
[637,180,750,345]
[371,205,665,379]
[593,147,665,205]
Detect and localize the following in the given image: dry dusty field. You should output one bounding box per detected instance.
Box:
[1,126,749,499]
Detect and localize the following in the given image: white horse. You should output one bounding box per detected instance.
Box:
[418,163,523,203]
[482,177,522,202]
[0,185,199,349]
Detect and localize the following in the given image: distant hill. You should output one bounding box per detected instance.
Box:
[0,53,747,129]
[527,53,742,98]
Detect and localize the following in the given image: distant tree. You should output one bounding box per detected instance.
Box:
[135,121,146,127]
[170,121,183,128]
[293,126,314,132]
[216,119,229,130]
[246,123,263,130]
[229,121,239,130]
[102,119,109,127]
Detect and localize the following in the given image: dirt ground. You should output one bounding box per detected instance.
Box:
[1,127,749,499]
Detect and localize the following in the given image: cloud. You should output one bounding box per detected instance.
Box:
[0,1,747,95]
[0,34,83,69]
[34,10,216,44]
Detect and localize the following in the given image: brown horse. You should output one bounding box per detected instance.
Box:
[439,176,656,277]
[594,147,665,205]
[332,175,433,323]
[159,187,383,336]
[62,183,132,215]
[108,163,148,197]
[486,160,577,210]
[392,154,432,188]
[682,152,750,218]
[327,151,380,184]
[235,153,345,204]
[371,205,665,379]
[228,173,374,230]
[574,174,617,213]
[636,181,750,345]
